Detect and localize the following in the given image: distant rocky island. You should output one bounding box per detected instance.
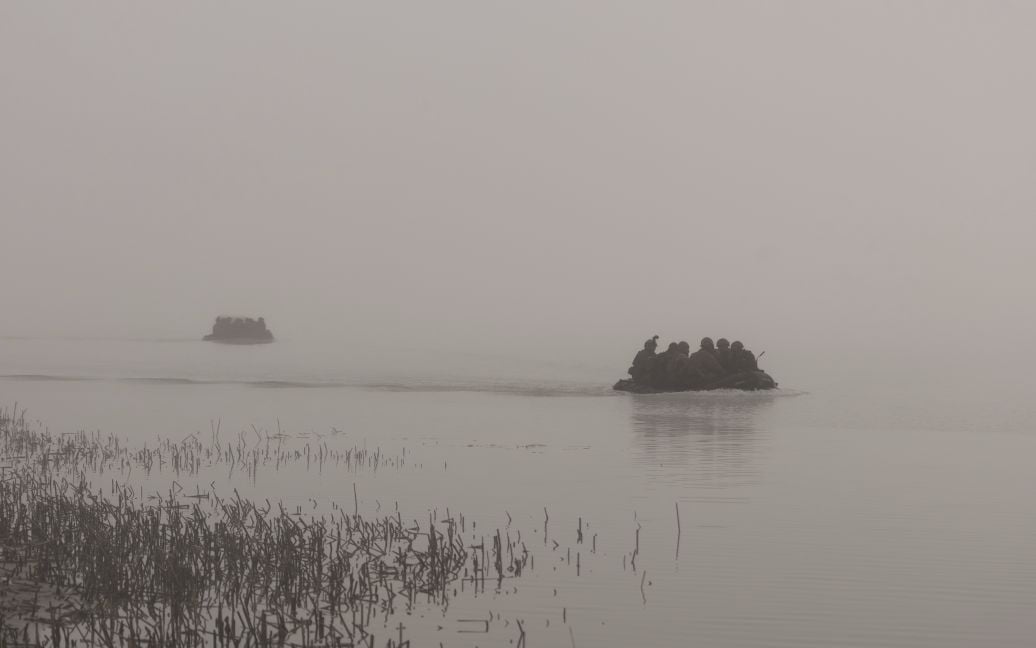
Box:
[203,316,274,344]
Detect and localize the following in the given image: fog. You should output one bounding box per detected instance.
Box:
[3,2,1034,378]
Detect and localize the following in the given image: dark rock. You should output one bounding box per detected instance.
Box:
[613,370,778,393]
[203,316,274,344]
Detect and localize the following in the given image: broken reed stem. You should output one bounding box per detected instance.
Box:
[675,501,682,560]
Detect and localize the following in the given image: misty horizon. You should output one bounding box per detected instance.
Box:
[3,4,1036,647]
[4,3,1035,367]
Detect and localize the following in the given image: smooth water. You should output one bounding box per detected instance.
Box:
[2,338,1034,647]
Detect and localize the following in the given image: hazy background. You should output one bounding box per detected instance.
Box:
[4,8,1036,645]
[3,1,1034,380]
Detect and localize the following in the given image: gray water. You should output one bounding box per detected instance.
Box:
[2,337,1034,647]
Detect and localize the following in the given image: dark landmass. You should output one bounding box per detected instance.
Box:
[620,336,777,393]
[613,370,778,393]
[203,316,274,344]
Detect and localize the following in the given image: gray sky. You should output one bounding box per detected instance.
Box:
[2,2,1034,369]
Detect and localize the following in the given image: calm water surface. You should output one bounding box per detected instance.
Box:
[1,338,1034,647]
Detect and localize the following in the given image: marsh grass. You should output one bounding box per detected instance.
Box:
[0,408,533,647]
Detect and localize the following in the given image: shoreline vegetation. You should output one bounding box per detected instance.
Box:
[0,407,536,647]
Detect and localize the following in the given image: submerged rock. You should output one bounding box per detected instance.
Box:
[203,316,274,344]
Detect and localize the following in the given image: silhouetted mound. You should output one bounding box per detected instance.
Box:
[203,316,274,344]
[613,370,778,393]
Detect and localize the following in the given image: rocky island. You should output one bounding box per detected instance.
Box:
[614,335,777,392]
[203,316,274,344]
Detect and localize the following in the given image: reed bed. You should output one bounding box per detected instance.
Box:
[3,420,402,487]
[0,408,533,647]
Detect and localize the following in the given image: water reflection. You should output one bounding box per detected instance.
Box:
[629,391,778,490]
